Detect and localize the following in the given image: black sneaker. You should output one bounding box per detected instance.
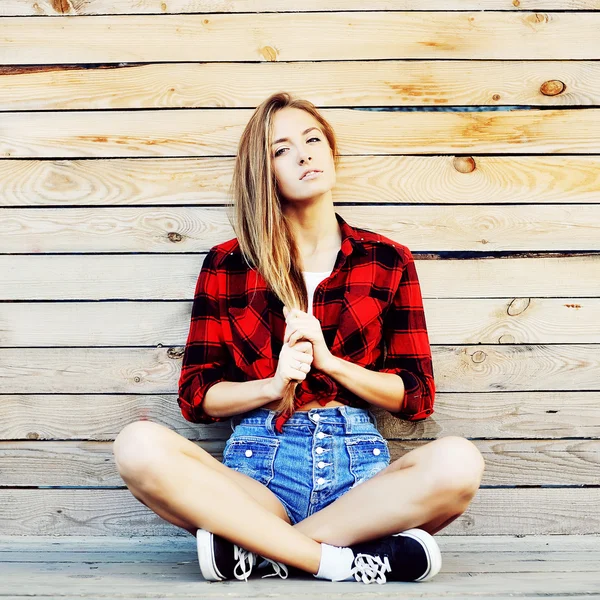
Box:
[349,528,442,584]
[196,528,257,581]
[196,528,289,582]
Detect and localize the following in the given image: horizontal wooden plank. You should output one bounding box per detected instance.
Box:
[3,109,600,157]
[2,206,600,252]
[0,488,597,535]
[1,255,598,300]
[1,298,597,346]
[1,61,598,110]
[2,155,600,207]
[0,563,598,597]
[2,549,598,574]
[1,13,599,63]
[0,439,597,487]
[1,391,598,441]
[0,345,598,393]
[4,1,600,16]
[1,533,598,552]
[2,533,599,598]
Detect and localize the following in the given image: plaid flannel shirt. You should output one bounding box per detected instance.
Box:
[178,212,435,433]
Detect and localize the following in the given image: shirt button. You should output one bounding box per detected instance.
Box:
[318,461,325,468]
[317,432,325,439]
[317,477,325,485]
[316,447,324,454]
[245,449,253,457]
[313,414,320,421]
[373,448,381,456]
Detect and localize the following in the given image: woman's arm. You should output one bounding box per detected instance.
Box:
[203,377,280,418]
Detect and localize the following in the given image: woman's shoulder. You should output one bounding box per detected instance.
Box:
[353,226,413,265]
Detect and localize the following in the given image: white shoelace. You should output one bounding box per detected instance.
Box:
[232,545,256,581]
[349,553,391,585]
[260,557,289,579]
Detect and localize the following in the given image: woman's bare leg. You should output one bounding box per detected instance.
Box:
[113,420,322,574]
[292,436,485,547]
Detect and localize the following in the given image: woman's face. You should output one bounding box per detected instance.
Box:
[270,107,336,203]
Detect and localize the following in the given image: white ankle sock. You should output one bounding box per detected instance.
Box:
[314,543,355,581]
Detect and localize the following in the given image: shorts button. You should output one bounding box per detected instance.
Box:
[313,414,320,421]
[245,449,253,457]
[373,448,381,456]
[316,447,324,454]
[317,432,325,439]
[318,461,325,468]
[317,477,325,485]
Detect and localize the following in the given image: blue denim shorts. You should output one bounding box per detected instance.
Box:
[222,405,391,525]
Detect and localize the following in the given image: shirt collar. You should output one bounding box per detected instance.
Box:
[335,211,369,258]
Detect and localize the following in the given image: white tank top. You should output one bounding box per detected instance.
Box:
[302,270,333,315]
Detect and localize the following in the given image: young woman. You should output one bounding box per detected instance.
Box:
[112,93,485,585]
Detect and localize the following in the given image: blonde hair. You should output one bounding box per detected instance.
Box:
[227,92,340,417]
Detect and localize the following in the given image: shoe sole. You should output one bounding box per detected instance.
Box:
[196,529,224,581]
[393,528,442,582]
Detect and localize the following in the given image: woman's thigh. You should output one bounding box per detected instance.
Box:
[113,420,292,524]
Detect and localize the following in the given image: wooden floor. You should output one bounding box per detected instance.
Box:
[0,535,598,598]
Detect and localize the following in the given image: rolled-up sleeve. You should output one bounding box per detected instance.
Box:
[177,247,228,425]
[379,248,436,421]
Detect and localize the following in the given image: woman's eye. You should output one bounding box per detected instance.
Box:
[274,137,320,158]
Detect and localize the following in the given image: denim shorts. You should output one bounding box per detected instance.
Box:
[222,405,391,525]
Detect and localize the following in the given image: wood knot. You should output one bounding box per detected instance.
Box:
[498,334,516,344]
[453,156,476,173]
[168,232,183,243]
[528,13,549,24]
[540,80,566,97]
[492,94,501,101]
[260,46,279,62]
[168,347,185,359]
[471,350,487,363]
[26,432,40,440]
[507,297,530,316]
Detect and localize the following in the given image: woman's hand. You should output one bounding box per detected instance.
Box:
[283,305,336,372]
[270,339,313,400]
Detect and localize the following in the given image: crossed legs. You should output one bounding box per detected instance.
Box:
[112,420,485,574]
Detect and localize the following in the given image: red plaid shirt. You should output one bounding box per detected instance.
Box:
[178,212,435,433]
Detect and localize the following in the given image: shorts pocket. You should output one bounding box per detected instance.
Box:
[222,435,280,487]
[344,434,391,488]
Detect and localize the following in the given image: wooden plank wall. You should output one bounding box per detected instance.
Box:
[0,1,598,537]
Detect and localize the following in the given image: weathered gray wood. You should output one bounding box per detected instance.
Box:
[0,535,597,598]
[1,439,598,487]
[2,345,598,394]
[1,391,598,440]
[2,254,598,299]
[0,489,598,536]
[2,297,599,346]
[0,535,599,597]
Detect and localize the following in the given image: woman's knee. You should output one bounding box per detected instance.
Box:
[427,436,485,500]
[113,420,173,482]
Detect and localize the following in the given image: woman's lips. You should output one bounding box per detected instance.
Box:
[301,170,322,181]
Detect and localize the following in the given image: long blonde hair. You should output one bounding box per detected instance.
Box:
[227,92,340,417]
